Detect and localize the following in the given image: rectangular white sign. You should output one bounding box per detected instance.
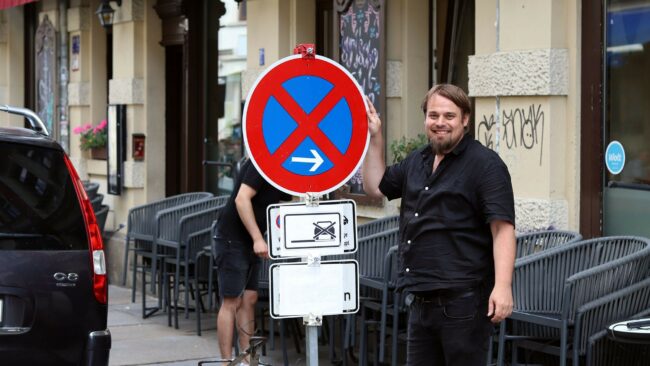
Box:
[267,200,357,258]
[270,260,359,319]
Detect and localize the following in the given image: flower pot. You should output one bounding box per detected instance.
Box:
[91,146,108,160]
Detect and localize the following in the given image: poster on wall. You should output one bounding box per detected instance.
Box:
[71,35,80,71]
[334,0,385,206]
[35,15,57,137]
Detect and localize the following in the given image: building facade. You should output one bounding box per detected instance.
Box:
[1,0,648,283]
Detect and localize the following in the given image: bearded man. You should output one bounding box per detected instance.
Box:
[362,84,516,366]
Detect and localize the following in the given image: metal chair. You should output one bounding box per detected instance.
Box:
[319,216,399,365]
[515,229,582,259]
[146,196,228,319]
[127,193,216,318]
[487,229,583,364]
[585,302,650,366]
[82,180,100,200]
[122,192,213,287]
[357,215,399,240]
[151,196,229,291]
[256,257,303,366]
[355,228,403,366]
[95,204,109,234]
[90,193,104,212]
[161,204,226,328]
[497,236,650,366]
[576,277,650,366]
[194,241,217,336]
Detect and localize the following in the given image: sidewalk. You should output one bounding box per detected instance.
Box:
[107,285,335,366]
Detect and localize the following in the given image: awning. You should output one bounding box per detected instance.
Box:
[0,0,38,11]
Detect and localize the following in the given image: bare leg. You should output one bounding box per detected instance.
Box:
[236,290,259,361]
[217,296,242,360]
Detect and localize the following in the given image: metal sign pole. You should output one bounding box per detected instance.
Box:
[304,192,321,366]
[304,313,322,366]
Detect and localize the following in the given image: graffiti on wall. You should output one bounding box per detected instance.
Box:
[477,104,545,165]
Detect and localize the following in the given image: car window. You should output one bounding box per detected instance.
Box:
[0,142,88,250]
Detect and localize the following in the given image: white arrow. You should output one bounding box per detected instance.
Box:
[291,149,324,172]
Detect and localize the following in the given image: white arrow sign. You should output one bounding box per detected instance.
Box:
[291,149,324,172]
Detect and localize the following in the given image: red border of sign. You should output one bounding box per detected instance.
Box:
[243,54,369,196]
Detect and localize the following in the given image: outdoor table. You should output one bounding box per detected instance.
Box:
[607,318,650,344]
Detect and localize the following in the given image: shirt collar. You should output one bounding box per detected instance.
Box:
[450,133,471,156]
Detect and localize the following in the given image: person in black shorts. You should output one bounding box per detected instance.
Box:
[214,159,291,363]
[362,84,516,366]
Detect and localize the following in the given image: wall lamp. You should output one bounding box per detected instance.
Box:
[96,0,122,29]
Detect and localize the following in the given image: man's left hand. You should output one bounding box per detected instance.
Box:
[487,284,513,323]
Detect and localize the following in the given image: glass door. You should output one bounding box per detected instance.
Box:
[603,0,650,236]
[204,1,246,197]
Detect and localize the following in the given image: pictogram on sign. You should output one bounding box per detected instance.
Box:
[243,54,369,196]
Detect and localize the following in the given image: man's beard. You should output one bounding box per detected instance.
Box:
[429,135,456,155]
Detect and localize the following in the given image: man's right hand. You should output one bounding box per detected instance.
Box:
[366,96,382,137]
[362,96,387,198]
[253,238,269,259]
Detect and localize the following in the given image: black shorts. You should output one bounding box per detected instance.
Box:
[213,232,260,298]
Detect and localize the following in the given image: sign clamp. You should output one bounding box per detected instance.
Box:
[304,192,321,207]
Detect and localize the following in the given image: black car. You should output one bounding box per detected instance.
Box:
[0,106,111,365]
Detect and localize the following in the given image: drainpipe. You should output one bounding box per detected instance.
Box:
[494,0,500,152]
[58,0,69,151]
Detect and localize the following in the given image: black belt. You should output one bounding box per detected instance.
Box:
[411,288,478,306]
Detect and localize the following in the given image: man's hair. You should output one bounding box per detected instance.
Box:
[420,84,472,117]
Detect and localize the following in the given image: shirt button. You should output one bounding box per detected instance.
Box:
[414,213,419,217]
[425,186,429,190]
[405,268,410,272]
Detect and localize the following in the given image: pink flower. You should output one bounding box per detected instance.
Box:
[74,120,108,150]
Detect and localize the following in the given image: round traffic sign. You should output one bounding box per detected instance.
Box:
[243,54,369,196]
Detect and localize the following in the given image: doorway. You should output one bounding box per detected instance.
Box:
[602,0,650,237]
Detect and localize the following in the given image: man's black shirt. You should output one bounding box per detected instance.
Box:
[216,159,292,244]
[379,135,515,292]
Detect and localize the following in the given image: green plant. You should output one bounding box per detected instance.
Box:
[73,120,107,151]
[389,134,429,163]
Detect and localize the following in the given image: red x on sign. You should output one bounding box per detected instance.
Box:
[243,54,368,196]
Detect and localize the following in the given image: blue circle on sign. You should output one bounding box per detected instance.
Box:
[605,140,625,175]
[261,75,353,176]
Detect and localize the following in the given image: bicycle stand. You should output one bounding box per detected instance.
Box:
[198,336,270,366]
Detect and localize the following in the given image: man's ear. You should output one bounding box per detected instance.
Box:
[462,113,471,133]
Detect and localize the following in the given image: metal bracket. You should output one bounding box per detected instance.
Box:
[303,313,322,326]
[306,254,321,267]
[304,192,321,207]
